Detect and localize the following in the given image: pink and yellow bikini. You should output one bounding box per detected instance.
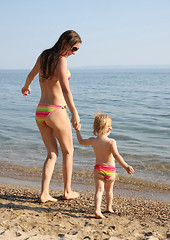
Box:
[94,164,116,179]
[36,69,71,125]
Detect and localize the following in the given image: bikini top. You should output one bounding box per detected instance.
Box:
[39,68,71,81]
[67,68,71,80]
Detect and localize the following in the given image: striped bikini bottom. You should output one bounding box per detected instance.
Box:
[36,104,67,125]
[94,164,116,179]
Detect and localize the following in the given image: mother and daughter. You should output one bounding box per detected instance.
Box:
[22,30,134,219]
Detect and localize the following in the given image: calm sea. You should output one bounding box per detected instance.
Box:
[0,67,170,185]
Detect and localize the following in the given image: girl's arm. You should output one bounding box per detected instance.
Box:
[21,57,40,96]
[57,57,80,129]
[110,139,134,176]
[76,126,94,146]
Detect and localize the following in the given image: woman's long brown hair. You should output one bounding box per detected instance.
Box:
[40,30,82,79]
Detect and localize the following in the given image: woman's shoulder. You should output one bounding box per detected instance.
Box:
[58,56,67,64]
[57,56,67,71]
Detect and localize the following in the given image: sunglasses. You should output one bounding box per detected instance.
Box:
[71,46,79,52]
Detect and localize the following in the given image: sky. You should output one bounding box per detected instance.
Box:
[0,0,170,69]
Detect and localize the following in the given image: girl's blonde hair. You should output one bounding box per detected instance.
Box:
[93,112,112,136]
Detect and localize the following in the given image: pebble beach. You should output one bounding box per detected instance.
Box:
[0,182,169,240]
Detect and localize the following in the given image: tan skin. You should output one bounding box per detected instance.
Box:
[76,124,134,219]
[22,42,81,202]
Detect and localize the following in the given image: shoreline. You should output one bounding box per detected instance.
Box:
[0,173,169,203]
[0,182,169,240]
[0,160,169,203]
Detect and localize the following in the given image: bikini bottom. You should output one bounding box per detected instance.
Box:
[35,104,67,125]
[94,164,116,179]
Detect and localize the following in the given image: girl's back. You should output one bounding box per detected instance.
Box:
[91,136,115,167]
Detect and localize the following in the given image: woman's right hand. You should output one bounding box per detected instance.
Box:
[71,112,80,130]
[21,86,31,96]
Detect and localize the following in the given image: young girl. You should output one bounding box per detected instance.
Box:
[76,112,134,219]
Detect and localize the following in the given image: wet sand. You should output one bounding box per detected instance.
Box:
[0,160,169,202]
[0,181,169,240]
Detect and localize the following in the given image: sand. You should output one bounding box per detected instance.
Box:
[0,182,169,240]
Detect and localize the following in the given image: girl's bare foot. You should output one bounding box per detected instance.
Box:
[40,194,57,203]
[95,211,105,219]
[64,190,79,200]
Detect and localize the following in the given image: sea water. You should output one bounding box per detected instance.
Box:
[0,67,169,185]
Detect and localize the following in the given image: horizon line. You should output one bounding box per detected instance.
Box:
[0,64,170,71]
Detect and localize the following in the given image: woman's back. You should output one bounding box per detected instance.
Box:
[39,57,69,106]
[39,77,65,105]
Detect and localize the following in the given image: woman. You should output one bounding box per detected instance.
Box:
[22,30,82,202]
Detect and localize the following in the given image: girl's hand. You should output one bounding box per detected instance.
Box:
[21,86,31,96]
[76,124,81,131]
[71,112,80,130]
[126,165,134,176]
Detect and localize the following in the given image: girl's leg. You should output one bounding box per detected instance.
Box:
[45,108,79,199]
[94,171,105,219]
[105,174,116,213]
[37,121,58,203]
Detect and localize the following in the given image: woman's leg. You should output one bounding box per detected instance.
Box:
[37,121,58,203]
[45,108,79,199]
[94,171,105,219]
[105,174,115,213]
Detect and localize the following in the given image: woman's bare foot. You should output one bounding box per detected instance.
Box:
[107,208,114,213]
[64,190,79,200]
[95,211,105,219]
[39,194,57,203]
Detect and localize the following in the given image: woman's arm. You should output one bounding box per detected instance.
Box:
[57,57,80,129]
[21,57,40,96]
